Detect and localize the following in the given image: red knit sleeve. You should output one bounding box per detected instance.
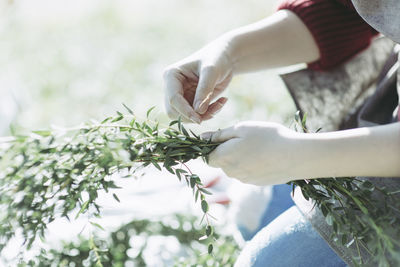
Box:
[278,0,379,70]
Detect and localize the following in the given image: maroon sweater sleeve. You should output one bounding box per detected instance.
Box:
[278,0,378,70]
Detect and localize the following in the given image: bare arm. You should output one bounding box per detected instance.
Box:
[203,122,400,185]
[295,122,400,179]
[226,10,320,74]
[163,10,320,122]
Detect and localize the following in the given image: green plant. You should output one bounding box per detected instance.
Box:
[0,106,219,265]
[17,214,239,267]
[2,108,399,266]
[290,112,400,266]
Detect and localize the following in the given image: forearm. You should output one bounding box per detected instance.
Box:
[223,10,320,74]
[293,122,400,179]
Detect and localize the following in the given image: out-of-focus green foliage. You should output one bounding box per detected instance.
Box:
[18,214,239,267]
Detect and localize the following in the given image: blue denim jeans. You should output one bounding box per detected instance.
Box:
[238,184,296,241]
[235,185,347,267]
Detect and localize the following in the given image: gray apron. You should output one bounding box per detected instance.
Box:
[280,37,400,266]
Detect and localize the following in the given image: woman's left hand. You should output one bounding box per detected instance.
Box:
[201,121,299,186]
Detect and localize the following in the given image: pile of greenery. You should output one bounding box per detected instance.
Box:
[0,106,218,265]
[18,214,239,267]
[291,112,400,267]
[0,107,399,266]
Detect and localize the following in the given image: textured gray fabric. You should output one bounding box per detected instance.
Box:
[352,0,400,44]
[280,38,400,266]
[281,37,395,132]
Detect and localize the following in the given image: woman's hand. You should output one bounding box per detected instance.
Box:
[163,10,320,124]
[163,36,234,124]
[201,121,299,185]
[202,121,400,185]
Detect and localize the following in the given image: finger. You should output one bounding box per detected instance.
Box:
[170,93,201,124]
[200,125,238,143]
[164,70,200,123]
[193,66,219,114]
[165,106,195,123]
[200,97,228,121]
[164,95,198,123]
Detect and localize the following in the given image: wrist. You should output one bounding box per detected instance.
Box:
[217,32,239,73]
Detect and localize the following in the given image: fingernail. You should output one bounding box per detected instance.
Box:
[190,116,201,124]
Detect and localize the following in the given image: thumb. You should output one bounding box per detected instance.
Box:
[193,66,219,114]
[200,125,237,143]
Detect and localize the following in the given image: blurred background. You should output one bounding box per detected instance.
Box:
[0,0,299,266]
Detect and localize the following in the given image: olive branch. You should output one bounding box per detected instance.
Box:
[290,111,400,267]
[0,105,218,263]
[1,108,399,266]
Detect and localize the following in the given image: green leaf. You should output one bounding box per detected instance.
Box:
[190,177,196,189]
[151,160,162,171]
[181,125,189,137]
[165,165,175,175]
[192,146,202,152]
[301,112,307,126]
[341,234,348,246]
[111,116,123,123]
[199,188,212,195]
[189,129,199,139]
[75,200,89,219]
[101,117,112,124]
[177,116,182,131]
[32,130,52,137]
[201,200,209,213]
[206,225,213,237]
[122,103,134,115]
[112,193,120,202]
[90,221,105,231]
[169,120,179,126]
[208,243,213,254]
[146,106,156,118]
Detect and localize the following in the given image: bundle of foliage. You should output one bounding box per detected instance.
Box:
[18,214,239,267]
[290,112,400,267]
[0,107,399,266]
[0,106,218,265]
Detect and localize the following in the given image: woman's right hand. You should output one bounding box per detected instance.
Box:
[163,10,321,124]
[163,35,234,124]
